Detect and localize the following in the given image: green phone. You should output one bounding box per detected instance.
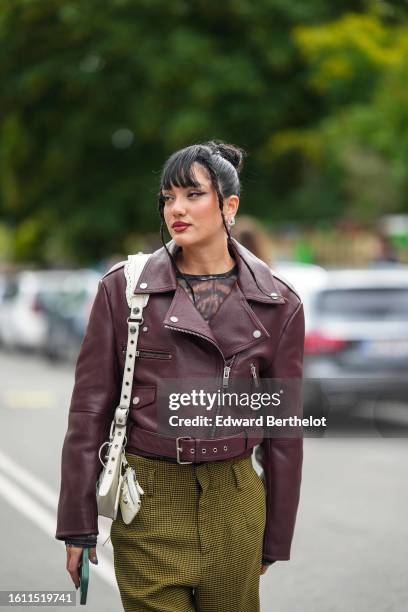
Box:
[80,547,89,605]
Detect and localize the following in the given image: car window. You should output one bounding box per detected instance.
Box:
[316,288,408,320]
[2,279,19,300]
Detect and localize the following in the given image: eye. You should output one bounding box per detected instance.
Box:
[162,194,174,203]
[188,191,204,198]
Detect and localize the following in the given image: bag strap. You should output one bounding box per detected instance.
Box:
[124,252,151,309]
[116,253,151,420]
[98,252,151,495]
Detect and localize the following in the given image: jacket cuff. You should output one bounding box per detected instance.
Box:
[262,558,276,565]
[65,534,97,547]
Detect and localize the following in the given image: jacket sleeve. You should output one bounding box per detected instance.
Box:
[55,279,121,540]
[256,300,305,562]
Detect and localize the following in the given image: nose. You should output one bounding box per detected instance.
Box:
[171,195,187,216]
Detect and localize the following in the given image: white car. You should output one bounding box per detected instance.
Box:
[0,269,76,352]
[273,261,328,332]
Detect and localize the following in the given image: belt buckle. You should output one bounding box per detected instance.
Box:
[176,436,194,464]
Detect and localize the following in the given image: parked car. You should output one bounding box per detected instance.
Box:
[276,264,408,417]
[42,269,100,363]
[274,262,328,330]
[0,269,75,352]
[274,263,329,417]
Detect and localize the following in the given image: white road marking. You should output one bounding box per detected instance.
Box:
[2,390,55,409]
[0,448,59,506]
[0,448,112,546]
[0,450,116,589]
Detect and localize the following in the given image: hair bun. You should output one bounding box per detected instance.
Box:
[207,140,246,173]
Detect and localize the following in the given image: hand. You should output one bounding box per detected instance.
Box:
[66,546,98,589]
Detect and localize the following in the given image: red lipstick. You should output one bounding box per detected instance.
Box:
[172,222,190,232]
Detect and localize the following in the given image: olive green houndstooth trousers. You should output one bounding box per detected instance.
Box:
[110,452,266,612]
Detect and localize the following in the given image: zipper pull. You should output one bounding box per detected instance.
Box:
[250,363,260,388]
[223,365,231,389]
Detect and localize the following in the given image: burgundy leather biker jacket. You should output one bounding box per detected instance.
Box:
[55,237,305,563]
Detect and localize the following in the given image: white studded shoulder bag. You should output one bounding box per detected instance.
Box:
[96,252,151,525]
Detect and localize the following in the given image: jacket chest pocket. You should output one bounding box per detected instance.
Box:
[130,385,156,411]
[121,344,172,360]
[128,386,157,433]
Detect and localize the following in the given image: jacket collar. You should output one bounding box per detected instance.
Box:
[133,238,285,360]
[133,237,285,305]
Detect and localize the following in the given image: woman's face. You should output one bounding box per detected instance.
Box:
[161,162,238,248]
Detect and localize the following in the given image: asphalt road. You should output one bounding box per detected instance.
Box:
[0,350,407,612]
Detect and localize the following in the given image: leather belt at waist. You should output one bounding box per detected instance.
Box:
[127,424,263,464]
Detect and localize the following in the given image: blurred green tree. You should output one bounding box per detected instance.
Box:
[275,10,408,223]
[0,0,399,263]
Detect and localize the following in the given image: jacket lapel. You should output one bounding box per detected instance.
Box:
[207,282,270,359]
[163,284,221,350]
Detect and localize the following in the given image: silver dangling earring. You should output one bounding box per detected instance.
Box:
[227,217,236,228]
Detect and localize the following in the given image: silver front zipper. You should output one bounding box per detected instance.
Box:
[250,362,260,388]
[222,355,236,390]
[223,364,231,389]
[209,355,236,439]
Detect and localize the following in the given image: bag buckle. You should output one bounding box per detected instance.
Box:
[176,436,194,464]
[115,405,129,425]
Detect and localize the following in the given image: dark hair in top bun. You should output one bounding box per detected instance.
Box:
[206,140,246,174]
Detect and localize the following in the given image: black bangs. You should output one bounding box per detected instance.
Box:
[160,146,208,191]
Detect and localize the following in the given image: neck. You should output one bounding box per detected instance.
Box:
[175,238,236,276]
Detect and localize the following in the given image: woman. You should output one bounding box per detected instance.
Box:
[56,140,305,611]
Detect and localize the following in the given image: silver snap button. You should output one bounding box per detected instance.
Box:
[142,326,148,332]
[133,396,140,405]
[270,292,279,297]
[139,282,147,289]
[170,315,178,323]
[253,330,262,338]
